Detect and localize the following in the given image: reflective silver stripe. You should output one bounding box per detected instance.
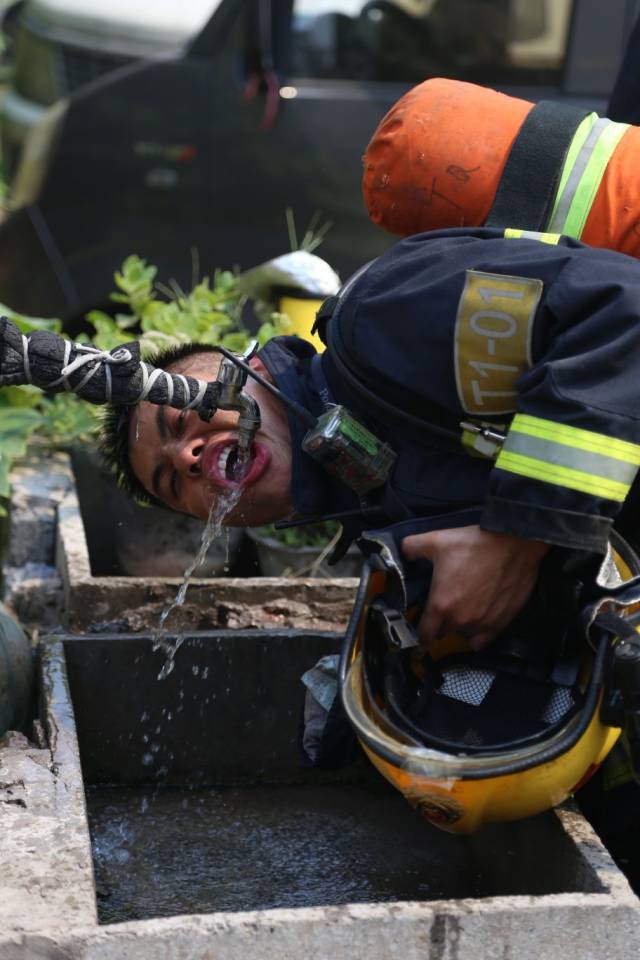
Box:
[548,117,611,234]
[516,230,546,241]
[503,431,639,487]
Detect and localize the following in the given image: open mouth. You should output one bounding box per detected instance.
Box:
[203,439,270,490]
[218,445,244,482]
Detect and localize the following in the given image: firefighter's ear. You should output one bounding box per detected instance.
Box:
[248,355,271,380]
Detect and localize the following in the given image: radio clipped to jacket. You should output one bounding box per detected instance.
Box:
[302,405,397,496]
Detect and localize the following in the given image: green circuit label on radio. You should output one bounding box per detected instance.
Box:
[339,416,379,455]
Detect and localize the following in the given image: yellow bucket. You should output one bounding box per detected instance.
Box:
[278,294,325,352]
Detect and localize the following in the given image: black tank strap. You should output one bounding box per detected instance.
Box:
[486,100,591,232]
[311,295,339,346]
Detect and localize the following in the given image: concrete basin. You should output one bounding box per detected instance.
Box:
[2,451,358,634]
[2,630,640,959]
[56,451,359,635]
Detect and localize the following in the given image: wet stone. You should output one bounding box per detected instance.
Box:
[0,731,31,750]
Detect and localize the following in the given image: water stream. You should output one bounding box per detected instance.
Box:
[152,483,243,679]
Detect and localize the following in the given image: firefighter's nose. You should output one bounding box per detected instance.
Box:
[171,437,204,475]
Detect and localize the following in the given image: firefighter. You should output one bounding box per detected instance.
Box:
[8,225,640,838]
[98,226,640,651]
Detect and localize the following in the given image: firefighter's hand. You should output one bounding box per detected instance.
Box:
[401,525,550,650]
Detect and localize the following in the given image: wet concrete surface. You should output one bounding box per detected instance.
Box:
[86,780,602,924]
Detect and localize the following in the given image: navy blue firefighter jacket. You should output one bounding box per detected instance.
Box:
[259,227,640,556]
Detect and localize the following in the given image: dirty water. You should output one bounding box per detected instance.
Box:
[86,780,596,923]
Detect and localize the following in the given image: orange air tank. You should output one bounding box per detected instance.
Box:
[362,77,640,259]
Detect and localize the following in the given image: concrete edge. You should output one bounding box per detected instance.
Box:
[553,802,639,902]
[40,640,97,921]
[55,486,359,632]
[0,640,97,937]
[2,894,640,960]
[56,488,93,583]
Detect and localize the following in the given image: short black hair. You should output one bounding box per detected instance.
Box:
[99,342,222,506]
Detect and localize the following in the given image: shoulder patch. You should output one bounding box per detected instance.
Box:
[454,270,542,415]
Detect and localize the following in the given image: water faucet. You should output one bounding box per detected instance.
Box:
[215,341,261,454]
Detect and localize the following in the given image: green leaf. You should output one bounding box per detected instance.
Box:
[36,394,101,447]
[0,406,44,431]
[0,407,43,462]
[0,385,42,408]
[139,330,185,357]
[0,457,10,500]
[115,312,140,330]
[116,255,157,294]
[85,309,114,328]
[257,521,339,548]
[0,309,61,334]
[221,331,250,352]
[89,316,136,352]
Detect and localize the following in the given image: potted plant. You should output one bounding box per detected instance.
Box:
[247,521,362,579]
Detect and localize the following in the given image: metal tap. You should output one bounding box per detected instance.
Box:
[215,341,261,454]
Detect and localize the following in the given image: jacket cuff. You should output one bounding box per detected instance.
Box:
[480,496,611,553]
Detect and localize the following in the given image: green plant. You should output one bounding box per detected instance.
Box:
[256,521,340,549]
[285,207,332,255]
[86,255,291,357]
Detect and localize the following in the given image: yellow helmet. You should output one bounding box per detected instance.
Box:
[340,529,640,834]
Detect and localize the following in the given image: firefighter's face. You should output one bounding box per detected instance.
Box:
[128,352,294,526]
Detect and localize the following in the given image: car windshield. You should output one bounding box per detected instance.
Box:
[290,0,573,86]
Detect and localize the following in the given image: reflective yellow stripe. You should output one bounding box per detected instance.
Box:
[496,450,631,501]
[505,117,629,243]
[547,113,598,229]
[510,414,640,465]
[548,117,629,239]
[496,414,640,502]
[551,114,598,204]
[504,228,561,245]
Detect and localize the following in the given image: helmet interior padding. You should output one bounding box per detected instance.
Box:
[380,649,585,755]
